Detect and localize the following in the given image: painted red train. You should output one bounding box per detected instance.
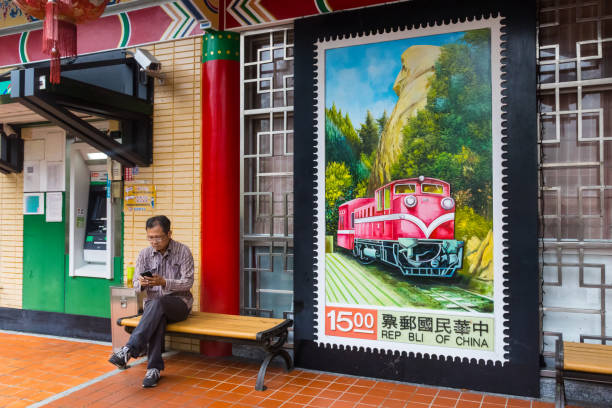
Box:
[337,176,464,277]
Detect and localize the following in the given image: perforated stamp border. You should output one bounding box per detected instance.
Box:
[311,16,509,363]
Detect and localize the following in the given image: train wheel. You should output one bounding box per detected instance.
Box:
[357,256,375,265]
[393,247,416,275]
[392,245,459,278]
[353,245,375,265]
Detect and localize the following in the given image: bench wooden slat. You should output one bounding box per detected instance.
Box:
[563,341,612,375]
[119,311,288,341]
[117,310,293,391]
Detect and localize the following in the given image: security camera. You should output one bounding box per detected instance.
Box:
[2,124,16,138]
[129,48,164,84]
[133,49,161,72]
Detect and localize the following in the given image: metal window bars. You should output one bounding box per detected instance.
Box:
[538,0,612,377]
[240,28,295,328]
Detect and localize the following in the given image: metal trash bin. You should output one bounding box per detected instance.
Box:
[110,286,144,352]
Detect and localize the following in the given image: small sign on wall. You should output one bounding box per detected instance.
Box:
[23,129,66,192]
[124,183,156,211]
[76,208,85,228]
[24,193,44,215]
[46,192,63,222]
[23,162,41,192]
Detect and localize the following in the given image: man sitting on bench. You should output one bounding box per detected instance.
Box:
[109,215,194,388]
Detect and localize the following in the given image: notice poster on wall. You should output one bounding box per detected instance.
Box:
[315,17,506,362]
[46,192,63,222]
[24,193,44,215]
[124,183,156,211]
[23,161,41,192]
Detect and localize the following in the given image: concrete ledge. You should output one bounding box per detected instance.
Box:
[0,307,111,342]
[540,377,612,407]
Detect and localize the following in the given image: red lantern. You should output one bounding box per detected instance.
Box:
[13,0,110,84]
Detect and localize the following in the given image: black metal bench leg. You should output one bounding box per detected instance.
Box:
[277,349,294,372]
[555,376,565,408]
[256,352,275,391]
[255,349,295,391]
[555,339,565,408]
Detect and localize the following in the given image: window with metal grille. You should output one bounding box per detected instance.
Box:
[538,0,612,377]
[240,28,294,322]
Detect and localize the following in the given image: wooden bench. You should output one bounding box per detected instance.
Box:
[118,311,293,391]
[555,340,612,408]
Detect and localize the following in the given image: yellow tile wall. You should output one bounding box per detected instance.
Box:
[0,37,203,331]
[0,172,23,308]
[123,37,202,327]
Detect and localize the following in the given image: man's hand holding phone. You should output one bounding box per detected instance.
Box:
[138,270,165,288]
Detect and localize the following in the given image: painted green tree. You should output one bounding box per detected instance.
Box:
[359,110,379,158]
[326,162,353,207]
[325,105,389,235]
[376,110,389,138]
[391,29,493,225]
[324,104,360,233]
[325,116,355,236]
[325,101,395,234]
[327,103,361,157]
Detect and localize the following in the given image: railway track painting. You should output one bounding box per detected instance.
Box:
[326,252,493,313]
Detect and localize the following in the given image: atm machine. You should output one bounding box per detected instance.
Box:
[69,143,116,279]
[83,182,107,263]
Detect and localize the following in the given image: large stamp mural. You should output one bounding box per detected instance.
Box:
[315,17,506,361]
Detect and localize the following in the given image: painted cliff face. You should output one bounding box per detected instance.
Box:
[392,45,441,97]
[369,45,441,193]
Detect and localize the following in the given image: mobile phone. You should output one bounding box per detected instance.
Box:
[141,270,153,278]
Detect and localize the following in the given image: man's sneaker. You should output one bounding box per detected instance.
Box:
[142,368,160,388]
[108,346,131,370]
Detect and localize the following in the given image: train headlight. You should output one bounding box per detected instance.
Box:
[404,195,417,208]
[441,197,455,210]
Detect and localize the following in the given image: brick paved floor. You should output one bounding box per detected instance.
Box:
[0,332,116,408]
[0,331,581,408]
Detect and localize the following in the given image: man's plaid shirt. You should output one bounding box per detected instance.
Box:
[133,239,194,310]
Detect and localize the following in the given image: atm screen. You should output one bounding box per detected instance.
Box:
[84,184,107,251]
[89,191,107,221]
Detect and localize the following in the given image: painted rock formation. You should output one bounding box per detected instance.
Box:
[368,44,441,193]
[463,229,494,281]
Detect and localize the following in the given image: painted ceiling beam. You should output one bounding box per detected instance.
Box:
[0,3,206,68]
[0,0,216,35]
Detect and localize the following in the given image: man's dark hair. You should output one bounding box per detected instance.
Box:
[146,215,171,234]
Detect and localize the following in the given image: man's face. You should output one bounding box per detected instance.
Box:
[146,225,171,252]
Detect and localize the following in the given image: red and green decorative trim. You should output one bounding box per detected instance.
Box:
[226,0,396,28]
[172,2,191,39]
[0,4,204,68]
[315,0,333,13]
[118,13,130,47]
[19,31,29,63]
[202,31,239,63]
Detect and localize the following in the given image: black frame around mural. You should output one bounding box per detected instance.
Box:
[293,0,539,397]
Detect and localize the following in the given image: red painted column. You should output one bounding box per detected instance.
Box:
[200,31,240,356]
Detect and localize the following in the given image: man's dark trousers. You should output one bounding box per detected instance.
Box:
[126,295,189,370]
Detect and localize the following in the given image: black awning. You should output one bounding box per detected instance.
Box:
[6,51,154,169]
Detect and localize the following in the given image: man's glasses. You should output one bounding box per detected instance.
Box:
[147,235,167,243]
